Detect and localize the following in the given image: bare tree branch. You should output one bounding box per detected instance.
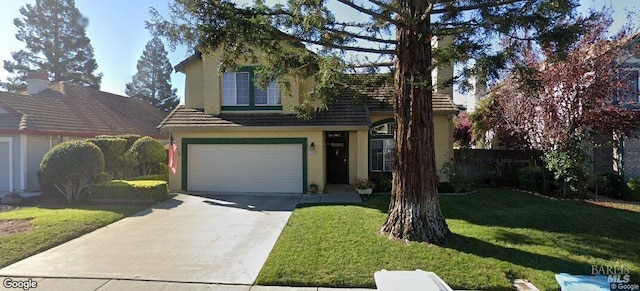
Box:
[325,27,396,44]
[346,61,395,68]
[335,0,410,29]
[431,0,527,15]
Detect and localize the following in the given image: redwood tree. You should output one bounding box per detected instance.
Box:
[148,0,586,244]
[126,37,179,112]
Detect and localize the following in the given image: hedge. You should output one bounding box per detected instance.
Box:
[88,180,169,203]
[128,174,168,181]
[87,138,128,178]
[95,134,141,151]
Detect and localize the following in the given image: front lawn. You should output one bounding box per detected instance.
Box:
[257,189,640,290]
[0,203,150,268]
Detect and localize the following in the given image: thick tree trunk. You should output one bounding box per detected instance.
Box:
[380,0,451,244]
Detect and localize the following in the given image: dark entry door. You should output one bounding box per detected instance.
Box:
[326,131,349,184]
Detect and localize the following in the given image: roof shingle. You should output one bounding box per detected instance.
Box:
[159,95,369,129]
[0,82,167,137]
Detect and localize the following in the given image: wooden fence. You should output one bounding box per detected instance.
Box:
[453,149,543,186]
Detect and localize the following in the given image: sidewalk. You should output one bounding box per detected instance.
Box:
[0,277,375,291]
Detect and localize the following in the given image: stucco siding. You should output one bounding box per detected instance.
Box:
[26,135,52,190]
[370,113,453,175]
[181,51,314,115]
[184,60,205,110]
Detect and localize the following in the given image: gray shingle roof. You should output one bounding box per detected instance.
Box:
[159,71,457,130]
[159,95,369,129]
[0,82,167,137]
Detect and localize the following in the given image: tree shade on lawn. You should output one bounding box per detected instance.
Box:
[148,0,589,243]
[257,189,640,290]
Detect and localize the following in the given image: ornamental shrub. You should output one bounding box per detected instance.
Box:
[39,140,105,203]
[596,173,628,199]
[87,138,127,179]
[128,174,169,181]
[517,166,544,192]
[95,134,141,151]
[88,179,169,202]
[127,136,166,176]
[626,178,640,201]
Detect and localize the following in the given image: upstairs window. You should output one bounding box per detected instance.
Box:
[222,67,281,110]
[623,69,640,102]
[222,72,250,106]
[254,75,281,106]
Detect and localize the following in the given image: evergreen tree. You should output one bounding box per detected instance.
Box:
[126,37,179,112]
[3,0,102,91]
[148,0,588,244]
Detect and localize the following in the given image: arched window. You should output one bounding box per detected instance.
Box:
[370,119,394,172]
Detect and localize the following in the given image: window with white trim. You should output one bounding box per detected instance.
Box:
[222,72,250,106]
[371,139,394,172]
[254,76,281,106]
[370,119,394,172]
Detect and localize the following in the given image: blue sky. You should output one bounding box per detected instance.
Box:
[0,0,638,104]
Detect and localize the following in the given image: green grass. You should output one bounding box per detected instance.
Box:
[0,203,150,268]
[257,188,640,290]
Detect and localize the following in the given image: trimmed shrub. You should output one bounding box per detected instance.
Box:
[96,134,141,151]
[88,180,169,202]
[127,136,166,176]
[518,166,544,192]
[596,173,628,199]
[40,140,105,203]
[128,174,168,181]
[87,138,128,178]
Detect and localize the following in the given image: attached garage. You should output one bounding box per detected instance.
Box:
[0,140,11,193]
[184,139,307,194]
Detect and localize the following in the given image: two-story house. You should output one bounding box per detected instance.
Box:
[614,41,640,178]
[159,48,457,194]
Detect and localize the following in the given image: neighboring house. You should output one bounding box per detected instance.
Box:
[614,49,640,178]
[0,72,167,194]
[159,48,457,194]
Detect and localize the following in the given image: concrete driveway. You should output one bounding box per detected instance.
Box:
[0,193,299,285]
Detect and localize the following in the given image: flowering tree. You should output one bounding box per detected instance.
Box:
[492,13,640,194]
[453,113,473,148]
[470,96,529,149]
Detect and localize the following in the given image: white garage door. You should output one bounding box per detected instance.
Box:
[187,144,303,193]
[0,142,10,192]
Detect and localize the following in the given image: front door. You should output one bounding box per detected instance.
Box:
[326,131,349,184]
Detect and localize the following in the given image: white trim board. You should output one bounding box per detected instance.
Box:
[0,137,14,192]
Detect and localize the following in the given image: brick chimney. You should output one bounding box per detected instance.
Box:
[26,71,50,94]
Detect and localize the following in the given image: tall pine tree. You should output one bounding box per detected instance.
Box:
[3,0,102,91]
[148,0,588,244]
[126,37,179,112]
